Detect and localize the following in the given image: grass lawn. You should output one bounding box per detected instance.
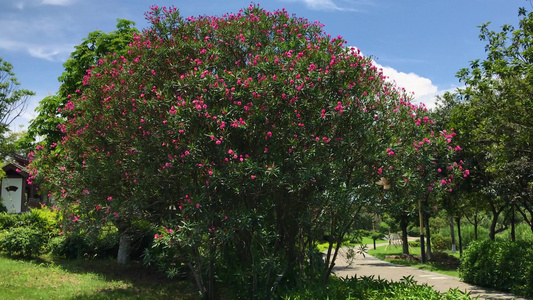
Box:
[367,244,461,277]
[317,236,388,252]
[0,253,198,300]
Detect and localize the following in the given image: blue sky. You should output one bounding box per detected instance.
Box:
[0,0,525,131]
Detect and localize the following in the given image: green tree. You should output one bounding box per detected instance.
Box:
[455,6,533,238]
[26,19,138,145]
[0,58,34,159]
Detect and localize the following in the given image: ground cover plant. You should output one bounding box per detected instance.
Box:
[279,275,473,300]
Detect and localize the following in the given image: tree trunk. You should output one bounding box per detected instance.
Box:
[456,216,463,257]
[449,216,456,253]
[474,213,478,240]
[400,215,409,255]
[117,231,132,264]
[510,205,516,242]
[489,211,499,241]
[424,215,431,260]
[207,241,216,300]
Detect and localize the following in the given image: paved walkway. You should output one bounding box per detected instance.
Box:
[330,245,527,300]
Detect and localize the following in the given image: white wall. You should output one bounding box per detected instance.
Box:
[1,178,23,213]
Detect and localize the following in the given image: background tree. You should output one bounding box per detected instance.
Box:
[26,19,138,145]
[0,58,34,159]
[455,6,533,238]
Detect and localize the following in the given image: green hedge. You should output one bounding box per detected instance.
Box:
[460,240,533,298]
[0,227,46,257]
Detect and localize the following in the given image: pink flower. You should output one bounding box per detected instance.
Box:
[107,196,113,201]
[228,149,233,155]
[251,175,255,179]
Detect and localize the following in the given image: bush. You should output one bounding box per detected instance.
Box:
[460,240,533,298]
[0,227,46,257]
[50,228,119,259]
[0,212,19,230]
[0,201,7,213]
[437,223,489,250]
[431,234,452,251]
[17,207,60,236]
[279,275,473,299]
[408,240,420,248]
[378,222,390,235]
[407,225,420,237]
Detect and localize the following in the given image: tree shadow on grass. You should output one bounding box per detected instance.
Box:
[3,253,199,300]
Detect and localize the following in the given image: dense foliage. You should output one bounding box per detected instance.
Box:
[0,57,34,159]
[29,5,465,298]
[448,6,533,240]
[460,240,533,297]
[280,275,472,300]
[0,208,60,257]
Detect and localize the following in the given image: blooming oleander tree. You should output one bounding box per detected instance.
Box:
[373,99,467,257]
[31,5,465,298]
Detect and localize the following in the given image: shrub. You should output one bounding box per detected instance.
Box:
[378,222,390,235]
[279,275,473,299]
[0,201,7,213]
[0,212,19,230]
[408,240,420,248]
[431,234,452,251]
[0,227,46,257]
[407,225,420,237]
[17,207,60,236]
[50,227,119,259]
[460,240,533,298]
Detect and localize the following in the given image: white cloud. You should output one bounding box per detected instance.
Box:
[0,38,73,62]
[347,46,443,109]
[284,0,360,12]
[378,65,440,109]
[41,0,75,5]
[0,7,76,62]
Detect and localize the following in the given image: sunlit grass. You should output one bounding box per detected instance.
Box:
[0,253,198,300]
[367,244,461,277]
[316,236,388,252]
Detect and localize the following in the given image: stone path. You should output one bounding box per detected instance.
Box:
[329,245,527,300]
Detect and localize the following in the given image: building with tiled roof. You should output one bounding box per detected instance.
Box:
[1,154,43,213]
